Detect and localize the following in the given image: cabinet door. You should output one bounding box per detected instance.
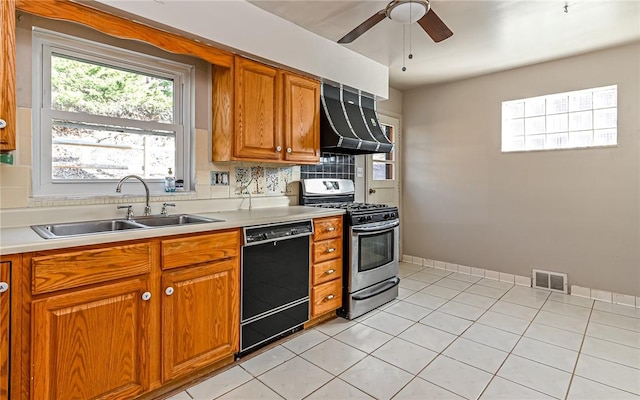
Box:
[234,58,280,160]
[162,258,239,381]
[283,73,320,163]
[31,278,151,400]
[0,0,16,151]
[0,262,9,400]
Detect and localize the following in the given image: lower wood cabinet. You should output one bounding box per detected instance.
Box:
[161,257,239,381]
[0,261,9,400]
[31,278,152,400]
[310,216,344,319]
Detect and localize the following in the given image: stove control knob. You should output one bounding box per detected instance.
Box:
[358,216,366,223]
[367,215,373,221]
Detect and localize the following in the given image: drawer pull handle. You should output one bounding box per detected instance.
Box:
[324,269,336,275]
[327,248,336,253]
[0,282,8,293]
[165,287,174,296]
[324,294,335,301]
[141,291,152,301]
[327,227,336,232]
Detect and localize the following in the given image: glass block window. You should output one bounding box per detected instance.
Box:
[502,85,617,152]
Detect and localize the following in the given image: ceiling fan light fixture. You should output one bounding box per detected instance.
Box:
[387,0,429,24]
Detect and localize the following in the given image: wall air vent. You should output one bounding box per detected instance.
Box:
[532,269,568,293]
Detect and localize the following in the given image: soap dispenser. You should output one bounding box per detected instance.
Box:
[164,168,176,192]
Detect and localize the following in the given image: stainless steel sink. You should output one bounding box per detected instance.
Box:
[132,214,223,227]
[31,219,147,239]
[31,214,224,239]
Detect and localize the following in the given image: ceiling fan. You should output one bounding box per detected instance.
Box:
[338,0,453,44]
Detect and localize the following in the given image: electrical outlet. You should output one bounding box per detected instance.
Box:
[210,171,229,186]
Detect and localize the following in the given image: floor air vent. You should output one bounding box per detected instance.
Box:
[532,269,568,293]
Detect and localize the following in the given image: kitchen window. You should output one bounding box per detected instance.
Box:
[501,85,617,152]
[32,29,193,196]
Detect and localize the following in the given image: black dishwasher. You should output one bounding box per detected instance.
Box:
[240,220,313,355]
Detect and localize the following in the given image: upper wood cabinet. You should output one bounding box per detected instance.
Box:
[213,57,320,164]
[283,73,320,163]
[0,0,16,152]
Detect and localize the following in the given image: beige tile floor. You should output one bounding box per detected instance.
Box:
[165,262,640,400]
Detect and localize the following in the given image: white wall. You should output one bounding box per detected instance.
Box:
[402,42,640,296]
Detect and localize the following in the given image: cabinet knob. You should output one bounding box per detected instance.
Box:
[141,291,152,301]
[0,119,6,129]
[286,147,292,153]
[276,146,282,152]
[0,282,8,293]
[327,248,336,253]
[326,227,336,232]
[324,294,335,301]
[324,269,336,275]
[165,287,174,296]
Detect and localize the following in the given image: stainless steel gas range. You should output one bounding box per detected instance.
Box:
[300,179,400,319]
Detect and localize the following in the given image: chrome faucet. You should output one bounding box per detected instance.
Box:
[115,175,152,216]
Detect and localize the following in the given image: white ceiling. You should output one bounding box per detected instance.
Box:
[248,0,640,90]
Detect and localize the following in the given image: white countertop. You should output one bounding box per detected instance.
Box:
[0,206,345,255]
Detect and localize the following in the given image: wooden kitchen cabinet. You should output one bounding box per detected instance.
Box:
[0,0,17,151]
[213,56,320,164]
[160,230,240,382]
[309,216,344,319]
[0,261,9,400]
[31,277,152,400]
[161,258,239,381]
[282,73,320,163]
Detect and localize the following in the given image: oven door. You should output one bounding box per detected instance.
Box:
[349,220,399,293]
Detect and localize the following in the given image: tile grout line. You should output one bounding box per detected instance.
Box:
[561,294,595,400]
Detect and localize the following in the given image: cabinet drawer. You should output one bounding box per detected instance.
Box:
[312,238,342,264]
[32,243,151,295]
[312,258,342,286]
[311,279,342,317]
[162,230,240,270]
[313,216,343,241]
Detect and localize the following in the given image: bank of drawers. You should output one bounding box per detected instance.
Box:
[310,216,343,317]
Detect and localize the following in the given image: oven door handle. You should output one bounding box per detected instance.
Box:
[351,277,400,301]
[352,220,399,232]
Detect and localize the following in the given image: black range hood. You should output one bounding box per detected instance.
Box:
[320,83,394,155]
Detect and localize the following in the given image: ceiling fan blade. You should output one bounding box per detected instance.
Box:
[417,8,453,43]
[338,11,386,44]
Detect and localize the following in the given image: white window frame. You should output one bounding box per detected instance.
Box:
[32,28,194,197]
[501,85,617,153]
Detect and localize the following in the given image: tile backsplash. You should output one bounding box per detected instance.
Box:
[300,152,355,181]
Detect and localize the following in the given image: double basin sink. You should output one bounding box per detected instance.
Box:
[31,214,223,239]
